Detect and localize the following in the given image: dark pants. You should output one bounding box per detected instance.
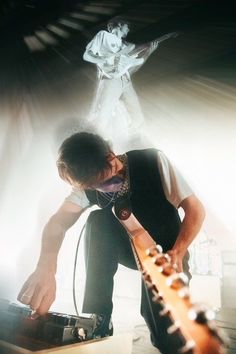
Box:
[82,209,190,354]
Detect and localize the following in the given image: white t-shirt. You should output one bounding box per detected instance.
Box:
[65,151,193,210]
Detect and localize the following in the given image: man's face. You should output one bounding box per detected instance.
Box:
[68,155,124,193]
[89,155,124,193]
[119,23,129,38]
[92,175,123,193]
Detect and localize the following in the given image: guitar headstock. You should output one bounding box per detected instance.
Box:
[143,244,227,354]
[112,209,227,353]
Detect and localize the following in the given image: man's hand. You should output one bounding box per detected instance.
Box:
[168,31,179,39]
[17,268,56,316]
[167,195,205,274]
[17,202,82,316]
[167,249,184,273]
[150,41,159,53]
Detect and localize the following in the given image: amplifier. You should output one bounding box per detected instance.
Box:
[0,299,98,351]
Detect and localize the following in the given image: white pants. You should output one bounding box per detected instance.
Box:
[88,75,144,148]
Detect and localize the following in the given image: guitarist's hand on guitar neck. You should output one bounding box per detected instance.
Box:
[130,31,180,63]
[151,31,179,48]
[167,249,184,273]
[160,31,179,41]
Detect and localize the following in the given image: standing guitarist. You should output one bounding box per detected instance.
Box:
[83,17,177,146]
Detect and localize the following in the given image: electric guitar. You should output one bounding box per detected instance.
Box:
[112,208,226,354]
[98,32,178,79]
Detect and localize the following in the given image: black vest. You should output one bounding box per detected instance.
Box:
[85,149,181,251]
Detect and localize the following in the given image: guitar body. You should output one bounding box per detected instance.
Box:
[112,209,226,354]
[98,53,144,79]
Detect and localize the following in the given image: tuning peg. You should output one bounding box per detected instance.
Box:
[152,253,171,266]
[179,340,195,353]
[142,270,151,283]
[159,305,170,316]
[142,270,155,290]
[178,286,190,299]
[145,279,155,290]
[144,280,153,290]
[146,244,163,257]
[166,273,189,289]
[152,289,164,303]
[188,304,215,324]
[161,263,176,276]
[167,321,180,334]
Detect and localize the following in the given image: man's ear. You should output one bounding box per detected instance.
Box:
[105,152,116,171]
[107,152,115,160]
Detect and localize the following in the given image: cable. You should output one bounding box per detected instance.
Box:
[72,221,87,316]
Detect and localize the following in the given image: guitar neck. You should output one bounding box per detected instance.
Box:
[152,33,175,45]
[153,36,168,44]
[112,209,226,354]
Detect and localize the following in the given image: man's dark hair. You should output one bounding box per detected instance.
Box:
[57,132,113,187]
[107,16,130,32]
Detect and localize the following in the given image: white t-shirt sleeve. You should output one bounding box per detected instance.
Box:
[85,31,104,55]
[157,151,193,208]
[85,30,121,56]
[65,188,90,209]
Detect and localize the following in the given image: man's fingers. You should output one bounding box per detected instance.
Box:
[19,293,34,305]
[17,280,31,301]
[19,286,56,316]
[35,291,56,316]
[18,282,36,305]
[30,283,49,311]
[167,250,183,272]
[152,43,158,50]
[167,250,177,263]
[17,271,56,317]
[31,311,40,320]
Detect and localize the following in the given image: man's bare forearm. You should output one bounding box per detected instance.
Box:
[18,202,82,313]
[167,195,205,272]
[37,217,66,273]
[37,202,83,273]
[83,50,106,65]
[172,199,205,256]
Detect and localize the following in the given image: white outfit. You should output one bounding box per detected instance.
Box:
[84,30,145,145]
[66,150,193,209]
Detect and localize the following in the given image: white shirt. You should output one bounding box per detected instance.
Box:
[65,151,193,210]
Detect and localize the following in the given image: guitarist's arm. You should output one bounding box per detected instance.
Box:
[126,32,178,76]
[130,32,179,59]
[168,195,205,272]
[83,50,107,65]
[17,200,85,315]
[157,150,204,273]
